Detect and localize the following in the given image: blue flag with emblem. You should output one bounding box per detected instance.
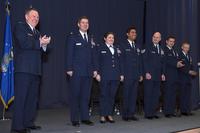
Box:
[0,2,14,109]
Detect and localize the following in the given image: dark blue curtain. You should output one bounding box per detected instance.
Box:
[0,0,145,108]
[0,0,199,109]
[145,0,200,109]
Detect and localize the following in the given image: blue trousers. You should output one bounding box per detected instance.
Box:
[179,82,192,113]
[144,80,160,117]
[163,81,178,115]
[12,73,40,130]
[69,75,92,122]
[99,80,119,116]
[122,79,138,118]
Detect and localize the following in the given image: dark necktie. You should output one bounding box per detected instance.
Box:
[186,54,189,60]
[131,42,135,50]
[33,28,37,35]
[156,44,159,54]
[83,34,87,42]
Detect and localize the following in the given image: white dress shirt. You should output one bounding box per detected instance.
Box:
[106,43,115,55]
[27,23,47,52]
[79,30,88,42]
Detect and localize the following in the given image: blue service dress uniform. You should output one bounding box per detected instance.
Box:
[12,22,45,131]
[120,40,143,119]
[178,51,194,114]
[65,31,96,123]
[143,43,165,118]
[163,46,179,116]
[96,43,124,117]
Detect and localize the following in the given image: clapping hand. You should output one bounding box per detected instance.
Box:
[40,35,51,46]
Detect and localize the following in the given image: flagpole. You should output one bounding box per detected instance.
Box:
[5,0,11,14]
[1,107,9,121]
[0,0,11,121]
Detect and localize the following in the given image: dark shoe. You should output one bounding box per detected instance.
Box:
[81,120,94,126]
[171,114,177,117]
[106,116,115,123]
[27,125,41,130]
[72,121,80,127]
[100,120,106,123]
[145,116,153,120]
[122,117,129,121]
[165,114,171,118]
[11,129,30,133]
[129,116,139,121]
[181,112,189,116]
[188,112,194,116]
[154,115,160,119]
[176,113,182,117]
[100,117,106,123]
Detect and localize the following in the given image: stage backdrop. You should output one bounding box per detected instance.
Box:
[0,0,199,109]
[145,0,200,109]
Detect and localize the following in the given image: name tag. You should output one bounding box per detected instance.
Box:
[76,43,82,46]
[27,33,33,36]
[168,54,173,56]
[125,49,131,51]
[101,51,107,54]
[151,51,156,54]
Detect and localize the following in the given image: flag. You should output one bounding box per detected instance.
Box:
[0,2,14,109]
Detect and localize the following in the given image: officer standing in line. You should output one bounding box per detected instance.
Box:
[143,32,165,119]
[163,36,184,118]
[65,16,97,127]
[120,26,143,121]
[178,42,197,116]
[95,32,124,123]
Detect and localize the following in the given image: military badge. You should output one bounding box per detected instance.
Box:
[90,37,96,48]
[141,49,146,54]
[117,48,121,54]
[190,56,192,64]
[161,49,164,55]
[136,48,140,55]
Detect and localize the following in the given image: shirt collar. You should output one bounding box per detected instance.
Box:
[106,43,113,48]
[154,43,159,47]
[166,45,172,50]
[127,39,135,45]
[182,51,188,56]
[27,22,34,31]
[79,30,87,37]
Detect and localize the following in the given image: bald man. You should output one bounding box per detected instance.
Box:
[143,32,165,119]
